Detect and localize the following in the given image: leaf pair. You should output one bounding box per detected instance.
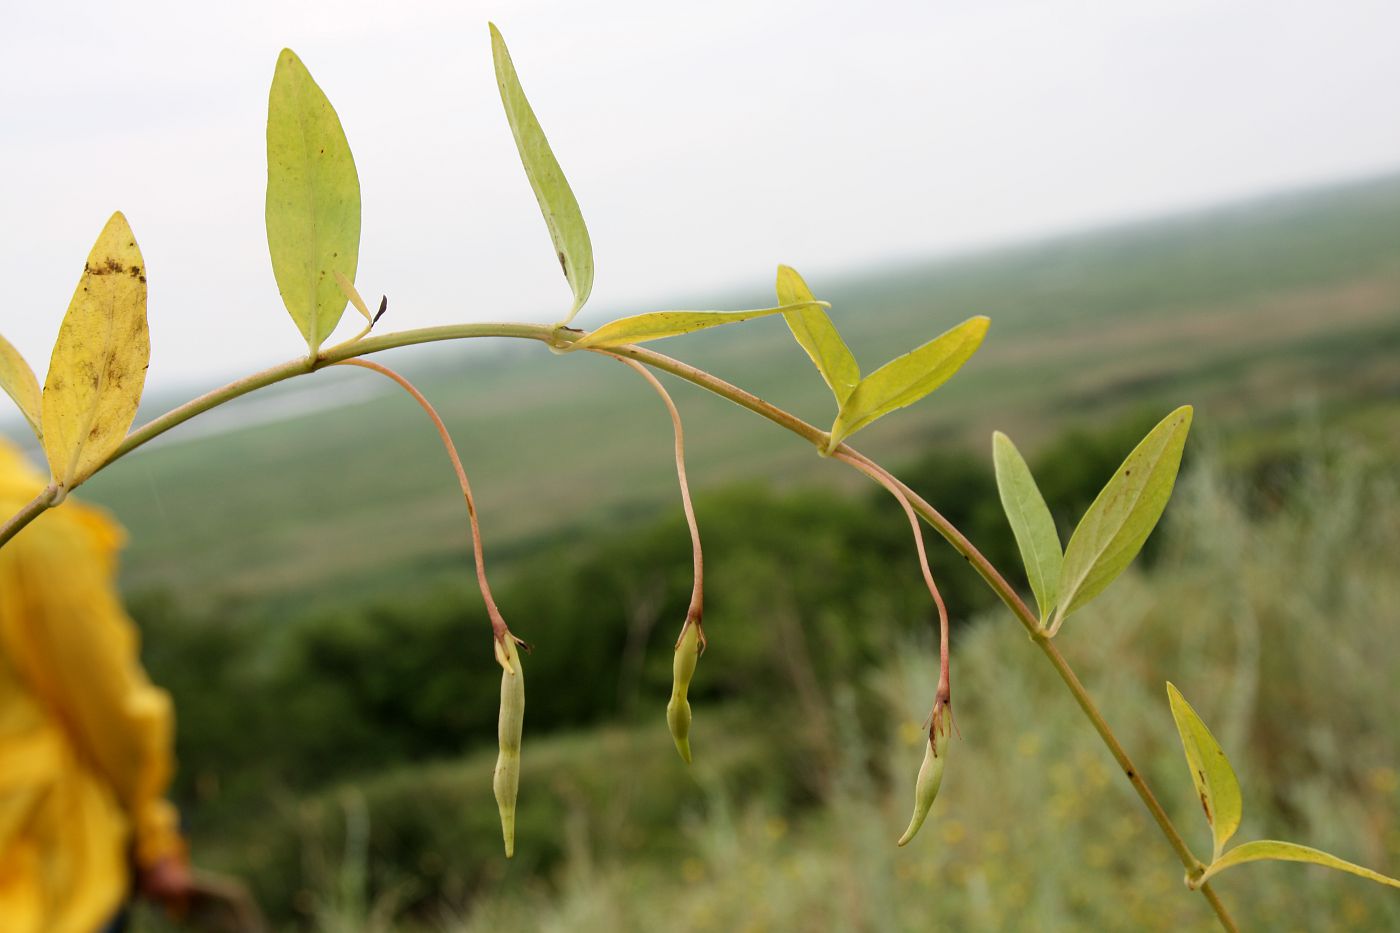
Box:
[1,213,151,490]
[267,28,587,353]
[775,266,988,453]
[1167,684,1400,891]
[993,407,1192,632]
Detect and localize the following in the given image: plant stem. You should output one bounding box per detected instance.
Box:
[835,450,951,716]
[609,354,704,628]
[0,320,1239,927]
[0,485,58,547]
[334,358,509,641]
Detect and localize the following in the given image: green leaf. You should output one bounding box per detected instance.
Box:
[490,23,593,324]
[775,265,858,405]
[570,302,828,350]
[827,316,988,451]
[992,431,1062,622]
[1199,840,1400,890]
[1166,683,1242,861]
[265,48,361,355]
[42,212,150,488]
[1051,405,1192,630]
[0,334,43,442]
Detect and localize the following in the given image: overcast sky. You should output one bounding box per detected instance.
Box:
[3,0,1399,390]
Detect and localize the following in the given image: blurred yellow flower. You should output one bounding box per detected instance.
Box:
[0,440,184,932]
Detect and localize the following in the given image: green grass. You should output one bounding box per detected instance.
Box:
[132,440,1400,931]
[39,170,1400,606]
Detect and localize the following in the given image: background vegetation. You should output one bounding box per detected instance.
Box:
[17,170,1393,930]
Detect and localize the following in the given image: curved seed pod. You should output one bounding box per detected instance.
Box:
[666,621,702,763]
[897,714,952,847]
[493,636,525,858]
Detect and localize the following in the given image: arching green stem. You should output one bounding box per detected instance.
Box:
[0,319,1236,930]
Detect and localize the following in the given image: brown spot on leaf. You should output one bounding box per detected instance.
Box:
[557,251,568,276]
[85,258,128,276]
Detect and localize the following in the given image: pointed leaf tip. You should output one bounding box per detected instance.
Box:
[993,431,1062,624]
[0,335,43,442]
[1200,840,1400,890]
[571,302,827,350]
[41,212,150,487]
[829,315,988,450]
[1166,682,1242,861]
[266,47,361,354]
[491,24,593,323]
[1052,405,1192,631]
[775,265,859,406]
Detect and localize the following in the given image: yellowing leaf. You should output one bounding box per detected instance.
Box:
[490,23,593,324]
[41,212,150,488]
[1051,406,1192,631]
[775,265,858,405]
[993,431,1061,623]
[0,334,43,441]
[570,302,828,350]
[333,270,372,323]
[827,316,988,451]
[1166,683,1242,861]
[1199,840,1400,890]
[266,48,361,354]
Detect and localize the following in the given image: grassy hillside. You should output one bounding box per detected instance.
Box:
[37,170,1400,603]
[131,437,1400,931]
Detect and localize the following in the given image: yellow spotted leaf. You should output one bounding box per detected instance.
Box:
[41,212,150,488]
[0,334,43,441]
[266,48,361,354]
[570,302,828,350]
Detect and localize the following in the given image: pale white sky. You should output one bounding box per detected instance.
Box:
[2,0,1399,389]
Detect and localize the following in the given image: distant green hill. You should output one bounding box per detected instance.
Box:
[55,171,1400,602]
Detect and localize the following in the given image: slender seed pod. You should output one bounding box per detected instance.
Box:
[493,636,525,858]
[666,620,702,763]
[897,712,952,847]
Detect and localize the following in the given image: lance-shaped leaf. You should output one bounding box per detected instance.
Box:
[570,302,828,350]
[776,265,858,405]
[1198,840,1400,890]
[1051,406,1192,631]
[1166,683,1242,861]
[993,431,1061,623]
[265,48,361,354]
[827,316,988,451]
[333,270,372,323]
[41,212,149,488]
[490,23,593,323]
[0,334,43,441]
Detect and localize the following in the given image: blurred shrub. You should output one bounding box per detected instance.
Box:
[130,412,1377,928]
